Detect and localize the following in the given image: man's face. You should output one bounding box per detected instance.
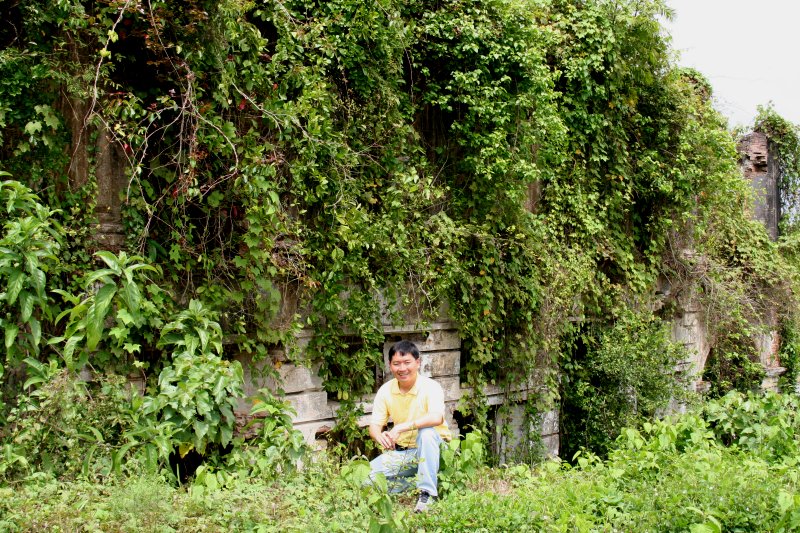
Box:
[389,351,420,387]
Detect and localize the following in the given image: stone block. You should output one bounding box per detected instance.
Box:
[445,401,459,437]
[762,366,786,393]
[540,409,559,436]
[542,434,560,458]
[421,330,461,352]
[286,391,331,423]
[681,311,698,328]
[278,363,324,394]
[236,354,323,396]
[755,331,780,367]
[479,381,549,406]
[236,391,330,424]
[383,329,461,355]
[493,403,560,462]
[671,323,693,345]
[419,351,460,378]
[379,290,451,326]
[294,419,337,443]
[435,376,462,403]
[493,404,559,437]
[235,397,251,416]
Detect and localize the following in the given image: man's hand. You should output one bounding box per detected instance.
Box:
[370,423,394,450]
[376,429,396,450]
[386,426,403,446]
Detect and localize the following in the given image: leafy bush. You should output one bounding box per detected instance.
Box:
[145,299,244,457]
[51,250,164,373]
[0,178,62,407]
[4,396,800,531]
[224,388,308,479]
[1,365,135,480]
[438,430,486,494]
[561,310,689,457]
[704,390,800,461]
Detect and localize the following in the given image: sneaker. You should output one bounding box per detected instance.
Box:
[414,491,435,513]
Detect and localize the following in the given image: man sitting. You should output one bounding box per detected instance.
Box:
[368,340,452,512]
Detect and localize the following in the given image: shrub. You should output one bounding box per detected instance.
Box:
[1,364,135,480]
[561,310,689,457]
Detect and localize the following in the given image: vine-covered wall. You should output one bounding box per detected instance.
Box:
[2,0,799,459]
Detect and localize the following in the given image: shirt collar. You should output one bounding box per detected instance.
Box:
[390,376,420,395]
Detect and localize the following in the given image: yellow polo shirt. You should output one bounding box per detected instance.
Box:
[371,375,452,448]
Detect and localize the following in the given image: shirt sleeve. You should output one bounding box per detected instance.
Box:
[370,385,389,427]
[426,379,446,417]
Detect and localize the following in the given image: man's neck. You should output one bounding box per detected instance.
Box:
[397,375,418,393]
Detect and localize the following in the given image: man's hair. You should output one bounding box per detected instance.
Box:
[388,340,420,360]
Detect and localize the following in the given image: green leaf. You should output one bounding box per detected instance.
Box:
[28,266,45,295]
[87,283,117,350]
[29,317,41,349]
[123,342,141,354]
[52,288,81,306]
[63,335,83,368]
[112,441,138,475]
[84,269,117,286]
[117,308,135,326]
[194,419,209,441]
[220,424,233,447]
[19,291,33,322]
[23,374,47,389]
[124,281,142,312]
[6,270,24,304]
[4,323,18,349]
[24,120,42,135]
[222,121,236,139]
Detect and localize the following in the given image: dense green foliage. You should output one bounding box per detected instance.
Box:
[2,0,800,483]
[560,309,689,457]
[2,392,800,531]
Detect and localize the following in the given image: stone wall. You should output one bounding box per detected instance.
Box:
[234,322,559,457]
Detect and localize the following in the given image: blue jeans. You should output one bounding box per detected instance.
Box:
[368,427,444,496]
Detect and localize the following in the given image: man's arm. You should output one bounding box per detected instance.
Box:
[385,412,443,443]
[370,387,396,450]
[391,412,443,434]
[377,412,443,449]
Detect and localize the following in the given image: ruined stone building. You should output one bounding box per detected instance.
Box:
[670,131,785,397]
[92,128,787,459]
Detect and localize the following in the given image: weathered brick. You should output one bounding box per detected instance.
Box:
[542,434,559,457]
[420,351,460,378]
[236,357,324,396]
[421,330,461,352]
[294,419,337,443]
[540,409,559,435]
[286,391,331,423]
[383,329,461,354]
[437,376,462,402]
[445,401,460,437]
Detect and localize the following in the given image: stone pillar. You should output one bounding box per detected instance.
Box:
[739,131,779,240]
[94,129,128,250]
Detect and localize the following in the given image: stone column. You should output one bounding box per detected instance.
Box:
[94,129,128,250]
[739,131,779,240]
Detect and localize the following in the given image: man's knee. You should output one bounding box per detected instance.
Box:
[416,427,440,446]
